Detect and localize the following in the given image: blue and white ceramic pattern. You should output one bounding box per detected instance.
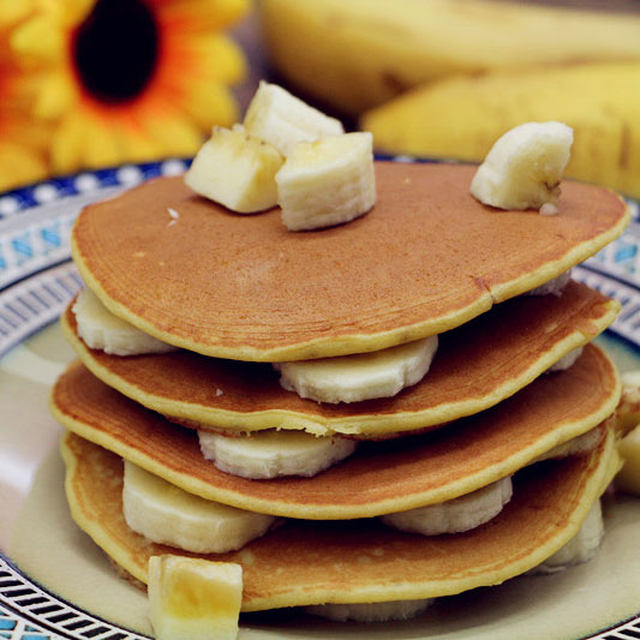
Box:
[0,159,639,640]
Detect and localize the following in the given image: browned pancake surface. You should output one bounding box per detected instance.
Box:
[50,343,619,519]
[62,280,618,434]
[61,428,617,611]
[71,163,628,360]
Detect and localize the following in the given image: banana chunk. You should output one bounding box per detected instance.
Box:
[73,288,177,356]
[616,423,640,495]
[244,80,344,156]
[184,125,284,213]
[276,335,438,404]
[123,461,275,553]
[276,131,376,231]
[546,346,583,373]
[536,427,601,462]
[527,270,572,296]
[533,499,604,573]
[148,555,242,640]
[305,598,435,622]
[198,429,357,479]
[382,476,513,536]
[470,121,574,211]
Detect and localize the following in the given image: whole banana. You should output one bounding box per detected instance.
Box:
[361,62,640,198]
[260,0,640,115]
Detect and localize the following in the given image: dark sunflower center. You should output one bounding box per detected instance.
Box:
[72,0,159,104]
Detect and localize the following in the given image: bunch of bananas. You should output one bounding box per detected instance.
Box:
[260,0,640,197]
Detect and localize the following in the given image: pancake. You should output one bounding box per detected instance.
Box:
[50,343,620,519]
[61,280,618,436]
[70,162,629,362]
[60,425,620,611]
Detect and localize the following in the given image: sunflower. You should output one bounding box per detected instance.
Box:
[0,1,50,190]
[12,0,248,174]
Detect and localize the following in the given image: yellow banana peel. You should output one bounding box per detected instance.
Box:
[260,0,640,115]
[361,62,640,199]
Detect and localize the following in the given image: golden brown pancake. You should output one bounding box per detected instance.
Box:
[70,162,629,361]
[62,280,618,436]
[50,343,620,519]
[60,426,620,611]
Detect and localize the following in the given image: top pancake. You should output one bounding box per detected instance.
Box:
[71,162,629,361]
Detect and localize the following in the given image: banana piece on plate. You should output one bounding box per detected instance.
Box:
[198,429,358,479]
[73,288,177,356]
[184,125,284,213]
[382,476,513,536]
[305,598,435,622]
[148,555,242,640]
[616,423,640,495]
[243,80,344,156]
[122,461,276,553]
[470,121,574,211]
[275,131,376,231]
[533,499,604,573]
[275,335,438,403]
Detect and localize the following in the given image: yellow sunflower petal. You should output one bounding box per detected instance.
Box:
[49,113,89,174]
[118,124,165,164]
[0,142,48,191]
[33,69,76,119]
[176,80,239,129]
[155,0,249,33]
[0,0,35,28]
[142,109,205,157]
[10,13,65,63]
[186,34,247,85]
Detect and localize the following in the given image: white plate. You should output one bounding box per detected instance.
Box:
[1,161,639,640]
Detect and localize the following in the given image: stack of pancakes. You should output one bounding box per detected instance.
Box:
[51,161,630,618]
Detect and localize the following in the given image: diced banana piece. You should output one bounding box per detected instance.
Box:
[305,598,434,622]
[276,335,438,404]
[198,429,357,479]
[184,126,283,213]
[123,461,275,553]
[527,269,572,296]
[536,427,601,462]
[382,476,512,536]
[533,500,604,573]
[243,80,344,156]
[546,346,583,373]
[276,132,376,231]
[148,555,242,640]
[616,423,640,495]
[470,121,574,211]
[73,288,177,356]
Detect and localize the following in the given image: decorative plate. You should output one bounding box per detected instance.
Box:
[0,161,639,640]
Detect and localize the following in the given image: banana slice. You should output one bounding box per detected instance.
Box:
[198,429,357,479]
[243,80,344,156]
[470,121,574,211]
[382,476,513,536]
[533,499,604,573]
[276,335,438,404]
[73,288,177,356]
[123,461,276,553]
[616,423,640,495]
[148,555,242,640]
[527,269,572,296]
[184,125,284,213]
[536,427,601,462]
[275,131,376,231]
[305,598,434,622]
[547,346,583,373]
